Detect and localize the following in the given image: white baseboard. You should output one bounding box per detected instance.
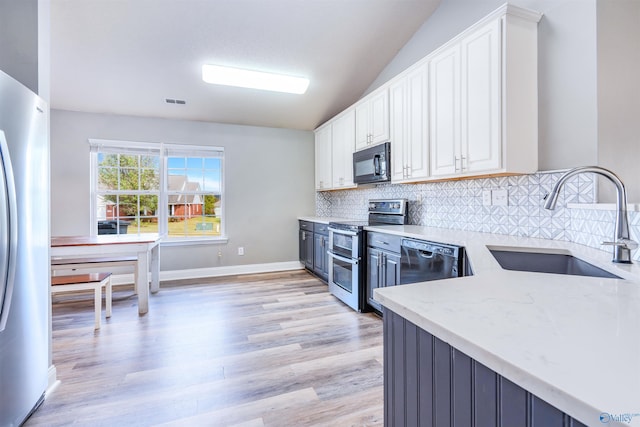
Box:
[46,365,60,398]
[109,261,305,286]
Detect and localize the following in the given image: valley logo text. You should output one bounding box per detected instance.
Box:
[600,412,640,424]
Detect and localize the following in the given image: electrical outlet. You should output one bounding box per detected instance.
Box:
[238,247,245,256]
[217,250,222,258]
[482,190,492,206]
[416,193,423,202]
[492,189,508,206]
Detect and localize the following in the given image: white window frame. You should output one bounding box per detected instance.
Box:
[89,139,227,245]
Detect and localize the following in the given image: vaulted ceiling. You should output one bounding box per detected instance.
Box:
[50,0,440,130]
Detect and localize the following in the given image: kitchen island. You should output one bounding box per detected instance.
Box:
[372,225,640,427]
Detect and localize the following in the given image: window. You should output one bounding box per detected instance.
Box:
[90,140,224,242]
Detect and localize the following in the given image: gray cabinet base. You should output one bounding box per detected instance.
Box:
[383,309,587,427]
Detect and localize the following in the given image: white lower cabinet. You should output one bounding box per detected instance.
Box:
[390,62,429,183]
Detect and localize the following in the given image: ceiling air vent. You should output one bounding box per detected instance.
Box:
[165,98,186,105]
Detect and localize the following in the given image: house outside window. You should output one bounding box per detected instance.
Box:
[90,139,225,242]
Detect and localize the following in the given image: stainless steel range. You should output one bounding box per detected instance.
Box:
[327,199,408,311]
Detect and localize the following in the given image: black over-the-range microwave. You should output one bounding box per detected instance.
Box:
[353,141,391,185]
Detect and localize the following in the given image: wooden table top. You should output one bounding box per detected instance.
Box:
[51,234,160,247]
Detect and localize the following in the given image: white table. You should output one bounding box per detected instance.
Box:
[51,234,160,314]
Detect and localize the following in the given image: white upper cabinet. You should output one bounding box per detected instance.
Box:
[355,88,390,150]
[314,4,541,189]
[429,44,461,177]
[331,110,356,189]
[461,18,501,173]
[390,62,429,183]
[315,124,332,191]
[430,6,540,179]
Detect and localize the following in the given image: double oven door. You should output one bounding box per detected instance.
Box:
[327,227,362,312]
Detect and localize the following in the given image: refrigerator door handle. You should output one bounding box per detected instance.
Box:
[0,130,18,332]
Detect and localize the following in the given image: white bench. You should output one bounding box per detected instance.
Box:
[51,256,138,292]
[51,273,113,330]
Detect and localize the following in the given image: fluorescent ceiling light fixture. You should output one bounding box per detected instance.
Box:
[202,64,309,94]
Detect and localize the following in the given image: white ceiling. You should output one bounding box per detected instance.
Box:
[50,0,440,131]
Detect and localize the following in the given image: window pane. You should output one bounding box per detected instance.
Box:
[168,157,185,168]
[98,167,119,190]
[185,170,204,188]
[98,153,118,167]
[186,157,202,168]
[204,157,219,169]
[140,155,160,170]
[119,154,139,168]
[119,168,140,190]
[203,170,220,192]
[140,168,160,191]
[96,194,158,235]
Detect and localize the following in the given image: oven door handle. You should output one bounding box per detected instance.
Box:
[328,227,359,236]
[327,251,359,265]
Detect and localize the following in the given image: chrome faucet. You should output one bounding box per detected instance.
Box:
[543,166,638,263]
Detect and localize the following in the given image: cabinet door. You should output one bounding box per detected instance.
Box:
[331,110,356,188]
[369,89,390,145]
[389,79,407,182]
[355,88,390,150]
[355,101,370,150]
[321,235,329,278]
[367,247,382,311]
[461,18,501,173]
[313,233,328,279]
[390,65,428,183]
[429,44,461,177]
[299,230,314,269]
[405,64,429,180]
[383,252,401,287]
[314,125,332,190]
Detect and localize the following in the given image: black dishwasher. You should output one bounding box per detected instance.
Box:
[399,238,465,284]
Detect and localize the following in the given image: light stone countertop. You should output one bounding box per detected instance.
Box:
[371,225,640,427]
[297,216,354,224]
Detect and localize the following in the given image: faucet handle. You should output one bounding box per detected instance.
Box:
[602,239,639,251]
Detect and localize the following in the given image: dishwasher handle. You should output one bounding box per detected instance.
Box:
[417,249,435,259]
[401,238,461,258]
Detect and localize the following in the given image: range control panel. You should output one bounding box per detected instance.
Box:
[368,199,407,215]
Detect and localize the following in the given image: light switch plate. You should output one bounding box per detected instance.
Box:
[492,189,508,206]
[482,190,492,206]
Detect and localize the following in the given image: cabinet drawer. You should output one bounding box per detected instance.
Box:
[299,220,314,231]
[367,232,401,252]
[314,223,329,235]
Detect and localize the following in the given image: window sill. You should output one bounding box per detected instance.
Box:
[160,236,229,247]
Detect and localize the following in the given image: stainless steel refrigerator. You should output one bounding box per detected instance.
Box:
[0,70,49,426]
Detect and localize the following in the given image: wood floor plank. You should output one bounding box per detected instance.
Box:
[25,270,384,426]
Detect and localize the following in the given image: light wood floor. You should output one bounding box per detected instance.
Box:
[26,270,384,427]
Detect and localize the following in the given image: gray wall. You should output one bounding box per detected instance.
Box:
[366,0,640,202]
[597,0,640,202]
[0,0,40,93]
[367,0,599,175]
[50,109,316,271]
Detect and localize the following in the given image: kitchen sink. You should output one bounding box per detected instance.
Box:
[488,248,622,279]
